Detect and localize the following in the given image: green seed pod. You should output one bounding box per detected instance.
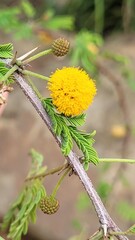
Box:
[52,38,70,57]
[40,195,59,214]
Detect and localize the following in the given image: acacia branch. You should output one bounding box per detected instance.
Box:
[2,59,129,240]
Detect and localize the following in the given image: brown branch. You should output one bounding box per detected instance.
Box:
[2,59,129,240]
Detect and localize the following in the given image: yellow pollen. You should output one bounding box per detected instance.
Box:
[47,67,97,116]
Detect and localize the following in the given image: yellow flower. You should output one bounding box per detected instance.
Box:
[47,67,97,116]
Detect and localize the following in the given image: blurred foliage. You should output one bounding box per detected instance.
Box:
[0,0,74,40]
[68,230,86,240]
[117,201,135,221]
[76,192,91,211]
[70,30,103,76]
[62,0,135,34]
[41,9,74,31]
[97,181,112,202]
[71,219,83,231]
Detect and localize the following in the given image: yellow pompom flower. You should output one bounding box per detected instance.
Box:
[47,67,97,116]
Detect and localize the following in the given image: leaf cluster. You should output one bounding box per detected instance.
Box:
[125,224,135,235]
[41,9,74,31]
[0,43,14,85]
[0,1,74,40]
[42,98,99,170]
[0,43,13,59]
[0,3,33,40]
[1,149,46,240]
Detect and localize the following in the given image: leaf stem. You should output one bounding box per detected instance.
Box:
[52,167,71,197]
[100,158,135,164]
[22,49,52,65]
[25,162,69,181]
[1,65,18,82]
[26,76,43,100]
[88,229,103,240]
[22,70,49,81]
[109,231,127,236]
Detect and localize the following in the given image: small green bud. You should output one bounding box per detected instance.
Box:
[40,195,59,214]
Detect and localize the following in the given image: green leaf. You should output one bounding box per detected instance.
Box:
[29,206,37,223]
[0,43,13,58]
[21,0,35,18]
[126,224,135,235]
[0,66,15,84]
[61,125,73,155]
[71,30,103,74]
[12,191,25,209]
[42,98,58,131]
[64,114,86,127]
[22,219,28,235]
[69,126,99,166]
[30,148,44,166]
[1,209,15,231]
[0,62,5,67]
[43,15,74,31]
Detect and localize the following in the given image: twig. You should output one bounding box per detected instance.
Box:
[2,59,129,240]
[25,162,69,181]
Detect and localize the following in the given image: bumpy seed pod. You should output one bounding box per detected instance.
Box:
[52,38,70,57]
[40,195,59,214]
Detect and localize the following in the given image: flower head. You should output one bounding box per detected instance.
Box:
[47,67,97,116]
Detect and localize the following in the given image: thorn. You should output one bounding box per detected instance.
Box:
[17,47,39,61]
[101,224,108,237]
[10,51,17,65]
[58,163,69,175]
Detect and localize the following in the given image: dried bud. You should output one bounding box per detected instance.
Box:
[52,38,70,57]
[40,195,59,214]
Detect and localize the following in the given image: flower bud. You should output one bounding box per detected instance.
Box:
[52,38,70,57]
[40,195,59,214]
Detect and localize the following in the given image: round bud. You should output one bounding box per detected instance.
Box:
[52,38,70,57]
[40,195,59,214]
